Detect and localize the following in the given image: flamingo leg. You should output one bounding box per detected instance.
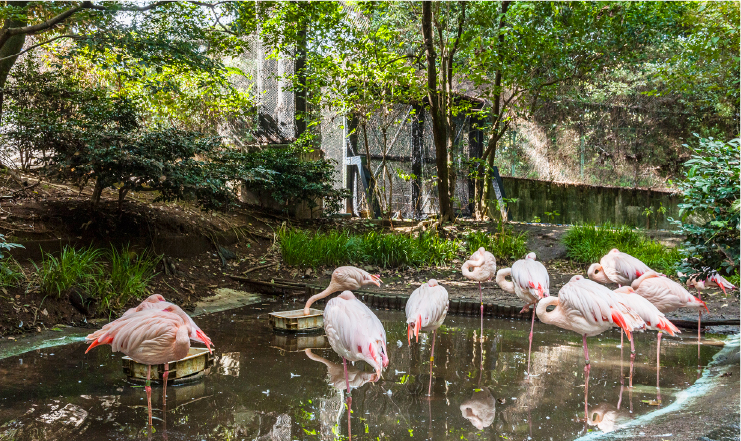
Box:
[146,365,153,429]
[621,329,624,349]
[479,282,483,333]
[346,395,352,441]
[428,330,436,397]
[342,357,351,395]
[582,334,590,371]
[527,306,535,376]
[656,331,662,406]
[583,363,590,430]
[162,362,169,419]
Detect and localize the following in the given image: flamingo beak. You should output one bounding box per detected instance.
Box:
[407,324,412,345]
[372,275,382,286]
[196,330,213,354]
[416,315,421,342]
[717,279,728,295]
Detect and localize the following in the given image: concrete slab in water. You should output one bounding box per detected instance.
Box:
[191,288,264,316]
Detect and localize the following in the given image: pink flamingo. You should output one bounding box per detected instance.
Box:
[630,271,708,360]
[85,305,211,428]
[588,249,652,286]
[323,290,388,440]
[121,294,213,349]
[461,247,496,328]
[405,279,449,396]
[614,286,680,390]
[460,388,496,430]
[304,349,379,391]
[684,268,737,296]
[496,252,549,375]
[304,266,382,315]
[535,275,645,372]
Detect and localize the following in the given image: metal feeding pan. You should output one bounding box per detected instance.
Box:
[269,308,324,332]
[122,347,214,385]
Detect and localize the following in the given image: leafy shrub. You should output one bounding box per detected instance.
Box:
[97,246,161,311]
[37,246,104,298]
[671,136,740,278]
[464,229,529,262]
[563,223,681,273]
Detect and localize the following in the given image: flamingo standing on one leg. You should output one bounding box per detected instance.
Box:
[405,279,449,396]
[462,247,496,331]
[684,267,738,297]
[614,286,680,390]
[496,252,549,375]
[588,249,653,287]
[323,290,389,440]
[304,266,382,315]
[85,305,211,429]
[630,271,708,367]
[536,275,645,373]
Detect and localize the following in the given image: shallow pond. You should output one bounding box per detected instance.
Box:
[0,299,723,440]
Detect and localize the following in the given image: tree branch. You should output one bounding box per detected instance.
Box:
[0,34,79,62]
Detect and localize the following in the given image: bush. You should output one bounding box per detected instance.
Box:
[562,223,681,273]
[671,136,740,278]
[37,246,104,298]
[464,228,529,262]
[97,246,161,311]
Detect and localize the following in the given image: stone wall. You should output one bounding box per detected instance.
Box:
[500,177,680,230]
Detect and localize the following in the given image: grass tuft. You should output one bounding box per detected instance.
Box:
[464,228,529,262]
[37,246,103,298]
[100,245,161,310]
[0,257,27,287]
[562,223,681,273]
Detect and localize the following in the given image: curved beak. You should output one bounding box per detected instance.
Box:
[196,330,213,354]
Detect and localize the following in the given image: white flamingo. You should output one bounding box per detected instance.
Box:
[461,247,496,328]
[588,249,653,286]
[304,266,382,315]
[496,252,550,375]
[405,279,449,396]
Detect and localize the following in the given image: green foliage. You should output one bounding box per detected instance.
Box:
[237,147,349,216]
[277,228,460,269]
[96,246,161,312]
[672,137,740,276]
[0,257,26,288]
[563,223,681,273]
[37,246,104,298]
[464,229,529,262]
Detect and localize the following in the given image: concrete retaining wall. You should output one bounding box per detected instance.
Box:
[501,177,680,229]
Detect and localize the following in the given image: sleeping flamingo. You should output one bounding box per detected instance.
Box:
[405,279,449,396]
[614,286,680,388]
[304,266,382,315]
[536,275,645,372]
[461,247,496,328]
[588,249,653,286]
[496,252,549,375]
[85,305,211,428]
[460,388,496,430]
[304,349,379,391]
[630,271,708,358]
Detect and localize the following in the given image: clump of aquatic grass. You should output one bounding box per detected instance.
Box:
[563,223,681,273]
[277,227,461,268]
[36,246,103,297]
[465,228,529,261]
[100,245,161,310]
[0,257,27,287]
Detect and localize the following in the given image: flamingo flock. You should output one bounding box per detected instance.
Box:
[83,242,732,436]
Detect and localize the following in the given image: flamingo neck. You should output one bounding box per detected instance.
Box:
[495,268,515,294]
[304,281,339,312]
[535,297,560,326]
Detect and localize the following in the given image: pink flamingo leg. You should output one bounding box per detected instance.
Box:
[428,330,436,396]
[146,365,153,429]
[527,307,535,375]
[583,363,590,430]
[656,331,662,405]
[479,282,483,333]
[162,362,169,417]
[582,334,590,371]
[697,288,702,370]
[342,357,351,395]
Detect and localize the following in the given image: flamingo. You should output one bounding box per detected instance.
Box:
[85,305,211,428]
[684,267,737,296]
[535,275,645,372]
[588,248,652,286]
[405,279,449,396]
[630,271,708,363]
[304,266,382,315]
[461,247,496,328]
[614,286,680,389]
[496,252,549,375]
[460,388,496,430]
[304,349,379,391]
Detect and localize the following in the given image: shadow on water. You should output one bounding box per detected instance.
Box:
[0,299,724,440]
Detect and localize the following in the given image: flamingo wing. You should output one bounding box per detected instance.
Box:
[512,259,550,299]
[603,251,652,283]
[559,281,617,327]
[324,296,387,370]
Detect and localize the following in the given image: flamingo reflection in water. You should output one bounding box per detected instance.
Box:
[460,297,496,432]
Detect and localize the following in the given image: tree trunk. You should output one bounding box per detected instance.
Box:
[468,114,484,219]
[92,180,104,210]
[410,103,425,220]
[294,4,308,139]
[0,2,29,127]
[422,1,453,223]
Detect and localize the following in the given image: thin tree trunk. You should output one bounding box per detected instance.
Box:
[411,103,425,220]
[422,1,453,222]
[0,1,29,127]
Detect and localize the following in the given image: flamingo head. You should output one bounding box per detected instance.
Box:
[368,274,382,287]
[614,286,634,295]
[427,279,439,287]
[145,294,166,303]
[367,341,388,377]
[587,263,611,284]
[525,252,536,260]
[609,248,621,254]
[570,274,586,283]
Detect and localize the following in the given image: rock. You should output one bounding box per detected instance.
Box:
[305,268,312,277]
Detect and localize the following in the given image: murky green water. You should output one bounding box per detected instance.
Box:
[0,299,722,440]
